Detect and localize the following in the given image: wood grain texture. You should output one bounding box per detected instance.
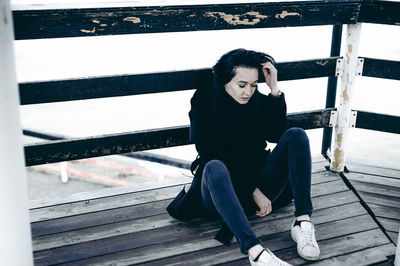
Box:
[362,57,400,80]
[19,58,338,105]
[32,199,363,253]
[358,191,400,208]
[34,205,367,265]
[368,204,400,220]
[359,0,400,26]
[355,110,400,134]
[287,242,395,266]
[345,177,400,198]
[143,214,377,266]
[24,108,335,166]
[378,217,400,233]
[345,172,400,188]
[387,231,399,244]
[29,173,345,224]
[13,1,361,40]
[347,161,400,179]
[24,126,190,167]
[46,215,382,266]
[29,176,192,209]
[30,184,185,222]
[29,163,400,265]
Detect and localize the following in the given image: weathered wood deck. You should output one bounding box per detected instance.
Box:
[29,157,398,265]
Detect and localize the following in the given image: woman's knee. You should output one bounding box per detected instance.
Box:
[203,160,230,185]
[284,127,309,144]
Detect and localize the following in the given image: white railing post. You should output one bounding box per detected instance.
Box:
[330,23,362,172]
[395,229,400,266]
[0,0,34,264]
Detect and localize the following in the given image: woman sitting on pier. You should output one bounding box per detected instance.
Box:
[167,48,320,265]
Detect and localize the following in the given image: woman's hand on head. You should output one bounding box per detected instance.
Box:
[261,62,279,94]
[252,187,272,217]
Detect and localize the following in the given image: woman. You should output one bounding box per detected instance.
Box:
[167,49,320,265]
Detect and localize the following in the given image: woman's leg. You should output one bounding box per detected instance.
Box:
[256,127,319,261]
[201,160,260,255]
[256,127,313,217]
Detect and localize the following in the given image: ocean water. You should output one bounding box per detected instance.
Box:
[14,2,400,167]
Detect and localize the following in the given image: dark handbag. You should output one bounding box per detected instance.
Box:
[166,157,205,221]
[166,186,192,221]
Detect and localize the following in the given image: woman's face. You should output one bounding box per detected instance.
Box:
[225,67,258,104]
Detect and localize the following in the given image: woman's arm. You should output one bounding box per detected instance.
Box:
[261,62,287,143]
[261,61,280,96]
[189,89,222,164]
[252,187,272,216]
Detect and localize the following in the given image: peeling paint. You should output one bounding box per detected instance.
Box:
[309,8,320,12]
[316,60,328,66]
[348,44,353,54]
[80,27,96,34]
[346,45,353,65]
[92,19,100,24]
[124,17,141,23]
[205,11,269,26]
[332,148,344,171]
[332,132,344,171]
[275,11,300,19]
[336,132,343,146]
[395,22,400,26]
[346,51,350,64]
[100,24,107,27]
[343,88,349,102]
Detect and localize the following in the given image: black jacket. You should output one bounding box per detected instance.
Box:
[167,75,287,244]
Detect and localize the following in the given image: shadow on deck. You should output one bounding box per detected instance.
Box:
[29,157,398,265]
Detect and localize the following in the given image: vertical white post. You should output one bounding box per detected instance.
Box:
[330,23,362,172]
[61,162,69,183]
[0,0,34,265]
[395,229,400,266]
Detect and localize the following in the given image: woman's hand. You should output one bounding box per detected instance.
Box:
[252,187,272,217]
[261,62,279,95]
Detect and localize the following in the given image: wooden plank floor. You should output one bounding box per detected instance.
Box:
[29,158,397,265]
[345,159,400,245]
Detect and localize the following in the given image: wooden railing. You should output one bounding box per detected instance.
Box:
[14,0,400,168]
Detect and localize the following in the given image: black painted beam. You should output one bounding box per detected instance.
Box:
[19,57,339,105]
[362,57,400,80]
[12,1,361,40]
[24,108,335,166]
[322,25,343,155]
[355,110,400,134]
[287,108,335,130]
[23,128,193,169]
[359,0,400,26]
[24,125,190,167]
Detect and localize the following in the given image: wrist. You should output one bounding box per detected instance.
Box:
[253,187,260,196]
[270,89,282,97]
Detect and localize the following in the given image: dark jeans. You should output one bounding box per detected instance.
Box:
[201,128,313,255]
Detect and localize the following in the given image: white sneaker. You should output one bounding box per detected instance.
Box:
[291,219,320,260]
[249,249,292,266]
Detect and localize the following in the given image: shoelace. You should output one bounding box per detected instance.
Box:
[265,249,290,266]
[298,227,317,249]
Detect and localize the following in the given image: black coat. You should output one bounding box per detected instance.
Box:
[167,75,287,244]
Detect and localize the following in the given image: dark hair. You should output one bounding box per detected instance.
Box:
[212,48,276,87]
